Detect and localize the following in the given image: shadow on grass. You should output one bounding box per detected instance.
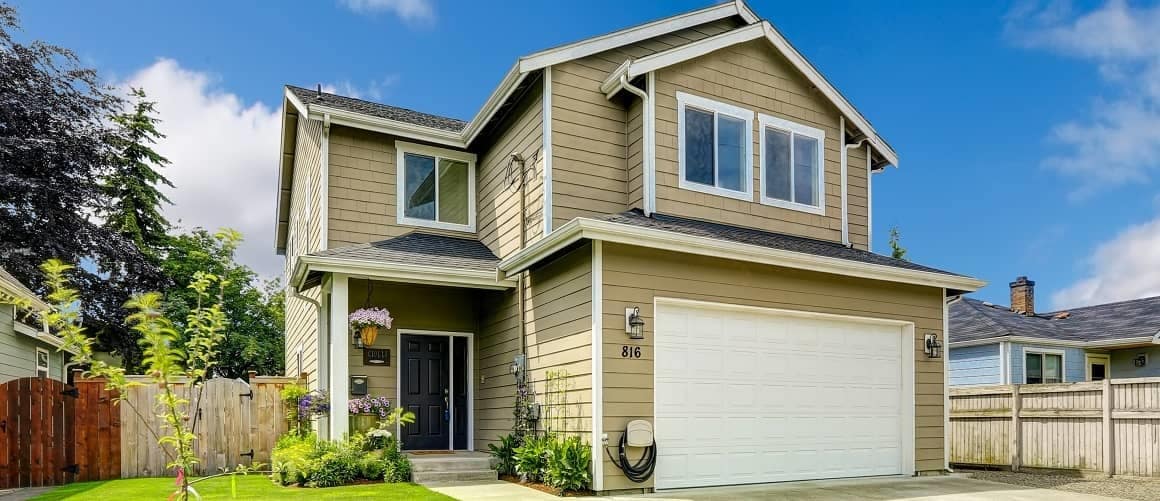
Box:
[27,480,109,501]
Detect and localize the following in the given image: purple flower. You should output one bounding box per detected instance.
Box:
[349,395,391,416]
[349,308,393,330]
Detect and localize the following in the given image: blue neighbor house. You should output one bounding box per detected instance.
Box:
[949,276,1160,386]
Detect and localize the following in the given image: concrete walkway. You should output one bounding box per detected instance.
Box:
[429,476,1128,501]
[0,487,52,501]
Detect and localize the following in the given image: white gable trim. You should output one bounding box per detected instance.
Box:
[603,21,899,167]
[518,1,755,73]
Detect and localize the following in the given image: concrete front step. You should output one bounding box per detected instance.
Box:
[412,469,498,483]
[410,455,494,472]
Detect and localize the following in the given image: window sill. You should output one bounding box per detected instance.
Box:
[677,179,752,202]
[397,216,476,234]
[759,196,826,216]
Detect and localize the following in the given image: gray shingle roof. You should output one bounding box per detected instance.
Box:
[950,296,1160,344]
[595,209,964,277]
[310,232,500,271]
[286,85,467,133]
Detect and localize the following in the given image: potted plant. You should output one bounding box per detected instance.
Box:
[349,307,392,346]
[348,395,392,434]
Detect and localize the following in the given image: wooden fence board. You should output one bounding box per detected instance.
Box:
[952,379,1160,476]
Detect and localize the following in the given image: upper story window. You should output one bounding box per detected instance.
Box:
[677,92,753,201]
[759,113,825,215]
[396,141,477,233]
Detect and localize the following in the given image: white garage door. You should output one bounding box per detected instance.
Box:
[654,299,913,489]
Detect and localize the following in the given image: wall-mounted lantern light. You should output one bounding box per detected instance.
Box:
[625,306,645,340]
[924,333,942,359]
[352,330,365,349]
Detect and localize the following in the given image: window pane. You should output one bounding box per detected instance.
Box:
[1045,354,1062,383]
[1091,363,1106,381]
[716,115,746,192]
[793,134,819,206]
[437,159,469,225]
[683,107,714,186]
[403,153,436,220]
[1026,353,1042,384]
[764,128,791,201]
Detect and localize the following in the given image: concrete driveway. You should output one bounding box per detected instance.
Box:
[430,476,1127,501]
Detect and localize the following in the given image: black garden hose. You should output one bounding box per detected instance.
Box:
[604,432,656,483]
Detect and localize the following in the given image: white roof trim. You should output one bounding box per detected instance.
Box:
[0,276,50,311]
[518,1,754,73]
[284,87,308,117]
[600,21,899,166]
[498,217,984,292]
[950,335,1157,349]
[307,104,466,148]
[292,254,517,291]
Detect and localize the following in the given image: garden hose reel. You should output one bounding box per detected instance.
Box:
[604,419,656,483]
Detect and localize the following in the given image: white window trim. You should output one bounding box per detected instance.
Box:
[395,141,478,233]
[676,91,753,202]
[1085,353,1110,381]
[758,113,826,216]
[35,346,49,378]
[1023,347,1066,384]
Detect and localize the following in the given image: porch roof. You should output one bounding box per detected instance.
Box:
[292,232,515,291]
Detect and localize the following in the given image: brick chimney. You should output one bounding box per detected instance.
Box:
[1010,276,1035,315]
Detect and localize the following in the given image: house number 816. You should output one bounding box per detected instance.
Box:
[621,346,641,359]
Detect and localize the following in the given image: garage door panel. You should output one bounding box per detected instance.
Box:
[655,301,909,489]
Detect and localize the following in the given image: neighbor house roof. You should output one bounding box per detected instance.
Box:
[949,296,1160,347]
[292,232,515,291]
[0,265,50,311]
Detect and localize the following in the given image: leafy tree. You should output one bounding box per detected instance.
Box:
[0,4,160,369]
[100,87,174,254]
[889,226,908,261]
[161,228,285,377]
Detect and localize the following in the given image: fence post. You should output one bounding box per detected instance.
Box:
[1010,384,1021,471]
[1103,378,1113,476]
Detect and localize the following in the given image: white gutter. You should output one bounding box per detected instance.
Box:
[950,335,1158,349]
[498,217,986,292]
[292,255,518,291]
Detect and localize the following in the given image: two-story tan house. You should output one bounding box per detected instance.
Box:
[275,0,984,492]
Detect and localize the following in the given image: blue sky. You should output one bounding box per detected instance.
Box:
[12,0,1160,309]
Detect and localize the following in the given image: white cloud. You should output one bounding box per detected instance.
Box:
[1051,215,1160,309]
[338,0,434,23]
[1007,0,1160,195]
[123,59,282,279]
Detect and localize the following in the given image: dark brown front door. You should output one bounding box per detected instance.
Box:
[401,335,449,450]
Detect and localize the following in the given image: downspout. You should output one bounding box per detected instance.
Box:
[620,74,652,217]
[843,123,871,249]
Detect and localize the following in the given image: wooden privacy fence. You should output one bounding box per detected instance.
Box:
[950,378,1160,476]
[119,374,296,478]
[0,377,120,489]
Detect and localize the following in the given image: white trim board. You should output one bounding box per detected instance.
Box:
[395,329,475,451]
[590,241,604,492]
[498,217,986,293]
[542,66,554,237]
[950,335,1159,350]
[292,254,517,292]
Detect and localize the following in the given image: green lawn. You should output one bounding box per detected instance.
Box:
[32,475,454,500]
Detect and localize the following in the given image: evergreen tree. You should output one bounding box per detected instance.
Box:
[889,226,908,261]
[100,88,174,254]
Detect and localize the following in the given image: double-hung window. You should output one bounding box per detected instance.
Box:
[1025,350,1063,384]
[35,347,49,378]
[396,141,477,232]
[677,92,753,201]
[759,113,825,215]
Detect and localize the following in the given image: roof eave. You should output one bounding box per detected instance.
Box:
[292,254,516,292]
[498,217,984,292]
[307,104,466,148]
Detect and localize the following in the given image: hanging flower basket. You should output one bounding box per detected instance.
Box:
[350,307,392,347]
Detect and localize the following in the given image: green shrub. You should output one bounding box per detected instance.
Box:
[545,435,591,492]
[271,433,321,486]
[488,434,518,476]
[514,435,550,482]
[380,436,412,483]
[359,452,386,480]
[311,450,360,488]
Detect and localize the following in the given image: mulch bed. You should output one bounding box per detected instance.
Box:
[498,474,594,497]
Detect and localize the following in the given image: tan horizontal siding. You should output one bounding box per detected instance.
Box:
[599,242,946,490]
[478,82,545,258]
[653,38,869,244]
[284,118,323,387]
